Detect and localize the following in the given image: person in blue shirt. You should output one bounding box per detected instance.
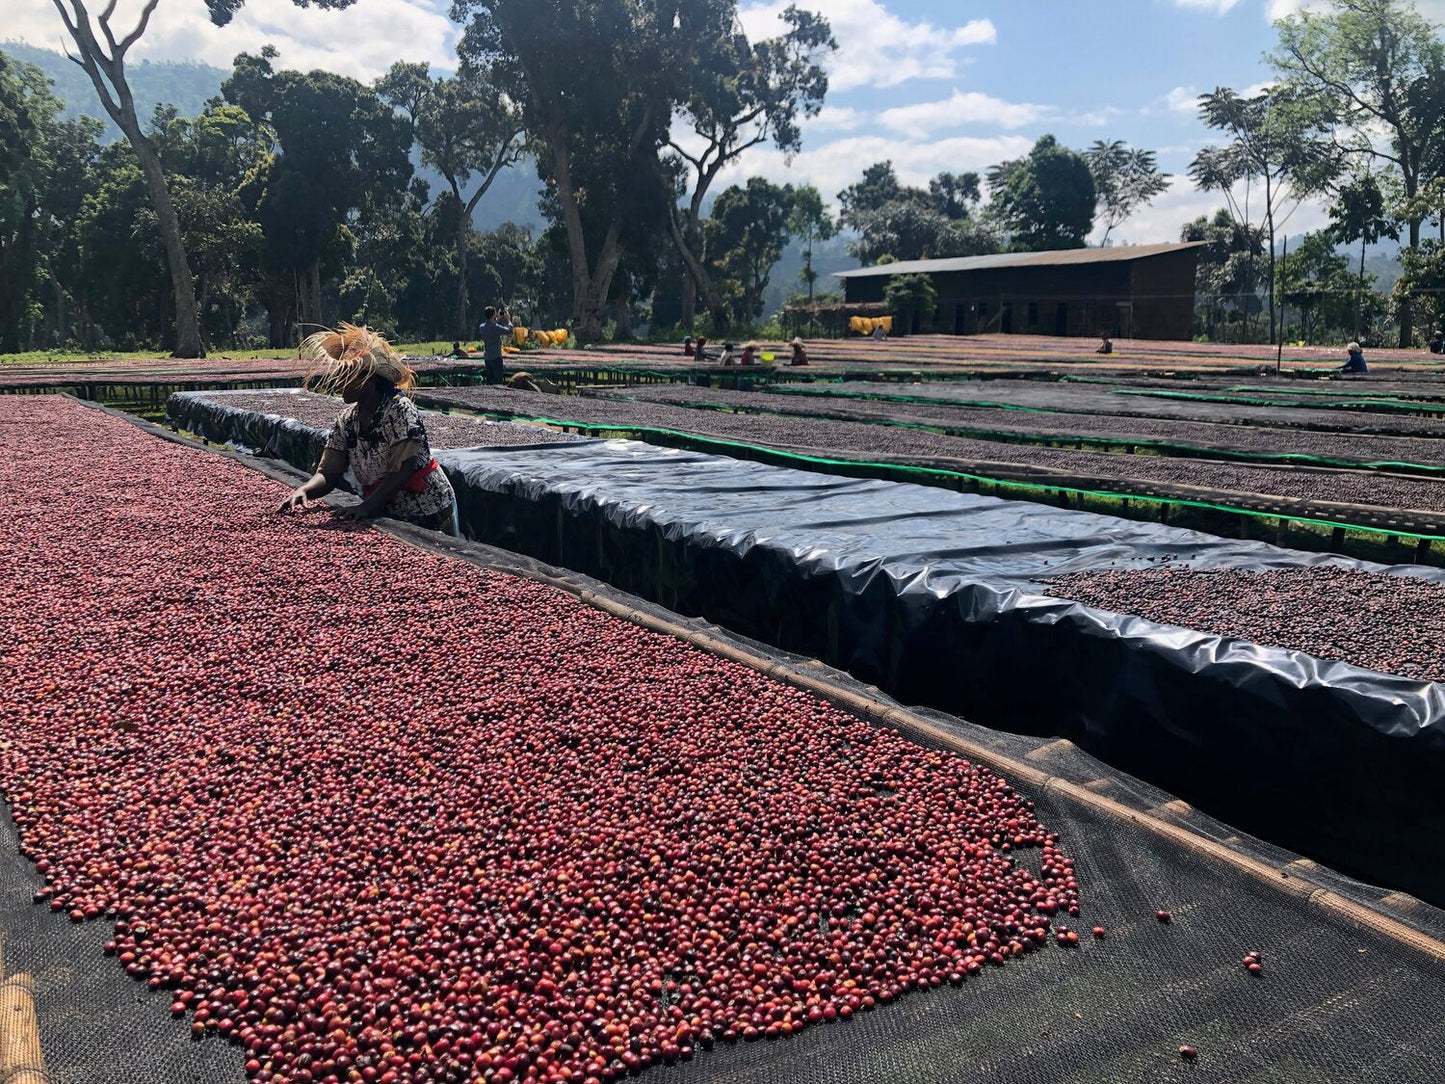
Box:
[1342,341,1368,374]
[476,306,513,385]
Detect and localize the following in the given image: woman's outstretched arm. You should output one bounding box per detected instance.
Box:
[277,448,347,513]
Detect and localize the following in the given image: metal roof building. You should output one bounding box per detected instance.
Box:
[834,242,1205,340]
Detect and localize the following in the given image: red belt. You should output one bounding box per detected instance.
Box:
[364,459,438,498]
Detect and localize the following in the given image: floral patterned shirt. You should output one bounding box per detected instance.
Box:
[324,393,455,523]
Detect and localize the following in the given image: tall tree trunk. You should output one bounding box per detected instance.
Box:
[1357,235,1366,342]
[133,137,202,357]
[51,271,65,348]
[309,259,322,331]
[1265,215,1277,347]
[546,129,626,343]
[548,128,598,341]
[1401,219,1420,347]
[614,293,631,340]
[197,273,211,351]
[680,273,697,331]
[804,230,815,302]
[455,218,470,340]
[54,0,205,358]
[448,149,516,342]
[668,206,726,331]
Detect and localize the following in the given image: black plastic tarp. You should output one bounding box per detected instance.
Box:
[164,392,1445,902]
[170,389,330,467]
[439,438,1445,904]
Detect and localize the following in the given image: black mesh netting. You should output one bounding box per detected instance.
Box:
[0,797,244,1083]
[7,405,1445,1083]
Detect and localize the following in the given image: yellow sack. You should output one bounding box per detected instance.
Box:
[531,329,550,345]
[553,330,568,345]
[848,316,864,334]
[878,316,893,333]
[861,318,877,335]
[513,327,529,347]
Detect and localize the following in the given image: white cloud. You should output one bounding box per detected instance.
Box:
[739,0,995,92]
[878,89,1049,137]
[1171,0,1244,13]
[6,0,456,79]
[810,105,867,133]
[1068,105,1124,128]
[1097,174,1332,246]
[1165,86,1199,114]
[1266,0,1310,17]
[876,90,1121,138]
[716,132,1034,208]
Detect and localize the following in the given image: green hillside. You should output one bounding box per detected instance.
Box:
[2,40,226,131]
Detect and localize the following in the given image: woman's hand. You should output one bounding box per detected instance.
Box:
[277,489,311,514]
[331,501,374,522]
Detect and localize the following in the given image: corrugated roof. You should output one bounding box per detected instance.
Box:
[833,242,1207,279]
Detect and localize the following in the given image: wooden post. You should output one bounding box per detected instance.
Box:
[1276,234,1287,375]
[0,974,46,1084]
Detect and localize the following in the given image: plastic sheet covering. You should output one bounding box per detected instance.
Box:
[438,437,1445,905]
[170,388,329,464]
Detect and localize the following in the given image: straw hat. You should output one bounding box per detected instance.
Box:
[299,323,415,395]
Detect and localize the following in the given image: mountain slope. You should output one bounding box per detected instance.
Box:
[3,41,225,129]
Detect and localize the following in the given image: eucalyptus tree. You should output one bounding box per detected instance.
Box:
[378,61,525,337]
[454,0,733,341]
[1189,86,1339,344]
[665,4,834,328]
[1271,0,1445,344]
[1084,139,1171,245]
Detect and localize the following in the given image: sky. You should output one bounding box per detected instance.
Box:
[9,0,1445,244]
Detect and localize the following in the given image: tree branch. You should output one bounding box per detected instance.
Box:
[1280,44,1392,130]
[464,130,523,217]
[665,139,704,172]
[55,0,124,126]
[117,0,162,56]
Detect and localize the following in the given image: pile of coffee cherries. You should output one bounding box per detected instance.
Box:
[0,398,1077,1084]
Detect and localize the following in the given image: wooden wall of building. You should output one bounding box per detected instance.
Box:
[841,250,1199,340]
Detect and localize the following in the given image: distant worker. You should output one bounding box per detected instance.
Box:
[789,337,809,366]
[476,305,513,386]
[1342,341,1368,374]
[505,371,561,394]
[683,336,695,357]
[739,343,756,367]
[1097,332,1114,355]
[871,322,888,341]
[1430,331,1443,355]
[278,324,457,533]
[694,335,709,362]
[718,342,737,366]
